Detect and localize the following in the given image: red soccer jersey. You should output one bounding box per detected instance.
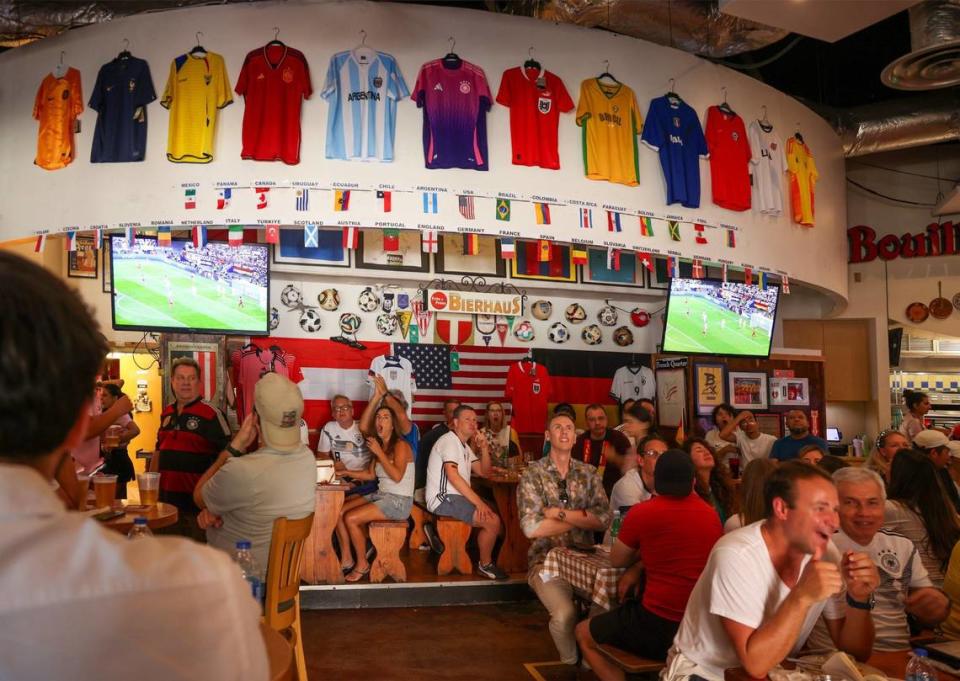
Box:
[496,66,574,169]
[705,106,752,211]
[231,345,303,421]
[504,361,553,433]
[235,44,312,165]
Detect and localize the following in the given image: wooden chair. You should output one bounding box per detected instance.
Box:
[264,514,314,681]
[597,645,665,676]
[408,503,431,549]
[436,517,472,576]
[369,520,408,583]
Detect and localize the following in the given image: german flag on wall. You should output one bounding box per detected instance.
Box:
[462,233,480,255]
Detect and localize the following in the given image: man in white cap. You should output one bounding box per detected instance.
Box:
[195,372,317,568]
[912,430,960,514]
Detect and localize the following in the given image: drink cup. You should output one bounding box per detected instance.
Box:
[137,472,160,506]
[729,457,741,479]
[93,474,118,508]
[103,425,122,449]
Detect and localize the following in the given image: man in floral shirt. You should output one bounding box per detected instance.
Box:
[519,412,611,665]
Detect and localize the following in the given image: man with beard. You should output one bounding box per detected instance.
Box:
[770,410,829,462]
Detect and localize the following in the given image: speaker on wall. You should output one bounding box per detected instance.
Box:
[889,328,903,367]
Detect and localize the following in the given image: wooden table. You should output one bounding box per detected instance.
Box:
[260,623,294,681]
[93,501,179,533]
[724,650,959,681]
[300,483,346,584]
[475,473,530,574]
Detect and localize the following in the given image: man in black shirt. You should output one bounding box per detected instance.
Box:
[572,403,630,496]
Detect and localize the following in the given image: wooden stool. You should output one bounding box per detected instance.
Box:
[436,517,472,576]
[369,520,407,583]
[597,645,665,676]
[409,503,431,550]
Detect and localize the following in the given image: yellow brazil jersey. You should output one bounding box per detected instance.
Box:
[33,68,84,171]
[161,52,232,163]
[787,137,818,227]
[575,78,642,186]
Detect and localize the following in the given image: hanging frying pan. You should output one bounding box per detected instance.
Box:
[930,281,952,319]
[906,302,929,323]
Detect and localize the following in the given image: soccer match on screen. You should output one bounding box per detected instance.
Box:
[662,277,779,357]
[110,236,269,334]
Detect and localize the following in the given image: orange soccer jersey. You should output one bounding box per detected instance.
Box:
[33,68,84,170]
[787,137,818,226]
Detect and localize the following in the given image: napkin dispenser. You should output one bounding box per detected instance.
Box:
[316,460,336,484]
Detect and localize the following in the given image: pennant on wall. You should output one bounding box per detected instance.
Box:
[228,225,244,246]
[496,198,511,221]
[255,187,270,210]
[422,191,438,214]
[217,187,232,210]
[264,224,280,245]
[413,299,432,338]
[500,237,516,260]
[580,208,594,229]
[692,258,704,278]
[334,189,351,212]
[397,310,413,339]
[383,228,400,252]
[304,224,319,248]
[377,190,393,212]
[157,225,172,248]
[295,188,310,212]
[462,233,480,256]
[34,234,47,253]
[606,210,622,233]
[342,226,360,250]
[534,202,551,225]
[694,223,708,244]
[458,195,475,220]
[668,221,681,241]
[65,230,77,252]
[421,230,439,254]
[184,187,196,210]
[435,319,474,346]
[639,216,654,237]
[726,228,736,248]
[781,275,791,294]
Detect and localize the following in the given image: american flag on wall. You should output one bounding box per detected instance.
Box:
[169,350,218,402]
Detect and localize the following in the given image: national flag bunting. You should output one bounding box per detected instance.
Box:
[637,251,655,272]
[726,229,736,248]
[295,188,310,212]
[496,198,511,221]
[184,188,196,210]
[668,220,681,241]
[125,227,136,247]
[781,275,791,294]
[571,246,587,266]
[383,228,400,252]
[458,195,475,220]
[264,224,280,245]
[65,230,77,251]
[722,263,728,283]
[694,223,708,244]
[334,189,351,212]
[342,226,360,250]
[606,210,622,232]
[667,255,679,278]
[639,216,654,237]
[744,267,753,286]
[421,230,439,254]
[758,272,767,291]
[534,202,551,225]
[217,187,232,210]
[157,225,172,248]
[422,192,438,214]
[191,225,208,249]
[228,225,244,246]
[93,228,104,248]
[692,258,704,278]
[255,187,270,210]
[304,224,319,248]
[607,248,621,271]
[537,239,552,262]
[462,233,480,256]
[580,208,593,229]
[377,190,393,213]
[500,237,516,260]
[34,234,47,253]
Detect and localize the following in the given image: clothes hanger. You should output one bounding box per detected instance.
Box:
[118,38,131,60]
[666,78,681,103]
[523,46,541,71]
[597,59,619,85]
[54,51,67,78]
[759,105,772,130]
[189,31,207,57]
[442,36,461,67]
[718,86,735,116]
[268,26,285,47]
[794,122,805,144]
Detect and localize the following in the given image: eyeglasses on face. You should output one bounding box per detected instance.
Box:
[643,449,663,458]
[558,478,570,506]
[334,405,352,412]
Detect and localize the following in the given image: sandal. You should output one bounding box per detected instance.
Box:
[340,562,355,575]
[345,566,370,583]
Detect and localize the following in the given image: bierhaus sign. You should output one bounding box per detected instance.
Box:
[426,289,523,316]
[848,222,957,263]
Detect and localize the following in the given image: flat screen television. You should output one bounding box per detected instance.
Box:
[661,277,780,357]
[110,236,269,335]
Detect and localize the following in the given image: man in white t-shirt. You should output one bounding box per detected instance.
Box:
[318,394,371,473]
[719,409,776,465]
[609,434,668,512]
[662,461,880,681]
[425,405,506,580]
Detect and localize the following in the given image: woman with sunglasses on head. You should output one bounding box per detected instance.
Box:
[683,437,737,525]
[866,430,909,484]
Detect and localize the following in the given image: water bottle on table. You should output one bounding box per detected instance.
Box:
[127,517,152,540]
[609,510,622,549]
[233,540,264,601]
[906,648,938,681]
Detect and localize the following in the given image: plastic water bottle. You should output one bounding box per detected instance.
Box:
[233,540,263,601]
[906,649,938,681]
[609,510,623,548]
[127,517,153,540]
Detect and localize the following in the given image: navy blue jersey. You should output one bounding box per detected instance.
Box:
[89,57,156,162]
[641,96,708,208]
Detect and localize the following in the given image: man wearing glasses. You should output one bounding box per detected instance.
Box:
[518,412,611,666]
[718,409,776,464]
[608,434,669,512]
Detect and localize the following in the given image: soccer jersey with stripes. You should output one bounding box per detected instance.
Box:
[425,431,477,513]
[156,398,230,512]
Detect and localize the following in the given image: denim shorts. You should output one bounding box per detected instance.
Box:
[368,492,413,521]
[433,495,476,525]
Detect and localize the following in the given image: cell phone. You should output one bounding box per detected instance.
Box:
[94,509,125,522]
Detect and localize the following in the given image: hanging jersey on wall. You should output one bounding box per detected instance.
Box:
[161,52,232,163]
[230,345,303,421]
[748,120,787,216]
[322,48,409,162]
[575,78,642,186]
[368,354,416,415]
[705,106,751,211]
[610,365,656,402]
[787,137,818,226]
[33,68,84,170]
[412,58,492,170]
[505,361,553,433]
[235,44,312,165]
[88,57,156,163]
[641,96,708,208]
[496,66,573,170]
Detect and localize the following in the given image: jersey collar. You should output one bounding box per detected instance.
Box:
[262,44,288,70]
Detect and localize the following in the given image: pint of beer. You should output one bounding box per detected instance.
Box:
[92,474,118,507]
[137,472,160,506]
[103,425,122,450]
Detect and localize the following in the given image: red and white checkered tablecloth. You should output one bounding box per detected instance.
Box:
[539,546,626,610]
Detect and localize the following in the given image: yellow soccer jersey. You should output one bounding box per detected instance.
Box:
[575,78,642,186]
[787,137,818,227]
[33,68,84,171]
[161,52,232,163]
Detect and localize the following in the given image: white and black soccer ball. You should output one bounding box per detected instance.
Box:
[548,322,570,344]
[582,324,603,345]
[318,288,341,311]
[376,312,398,336]
[269,307,280,331]
[280,284,302,308]
[597,305,618,326]
[339,313,362,335]
[358,287,380,312]
[299,309,322,333]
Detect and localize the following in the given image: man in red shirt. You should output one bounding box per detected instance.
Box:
[576,449,723,678]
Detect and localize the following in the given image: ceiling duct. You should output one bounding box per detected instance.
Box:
[881,0,960,90]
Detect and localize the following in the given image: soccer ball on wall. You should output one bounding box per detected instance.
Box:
[318,288,341,311]
[376,312,398,336]
[582,324,603,345]
[280,284,302,308]
[597,305,618,327]
[269,307,280,331]
[548,322,570,344]
[299,309,322,333]
[358,287,380,312]
[340,313,362,335]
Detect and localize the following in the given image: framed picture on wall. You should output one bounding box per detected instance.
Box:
[510,240,576,283]
[583,248,645,287]
[769,377,810,406]
[273,227,351,268]
[355,229,429,272]
[754,412,782,438]
[694,363,726,415]
[649,257,694,290]
[728,371,768,410]
[436,234,505,276]
[163,338,225,410]
[67,234,98,279]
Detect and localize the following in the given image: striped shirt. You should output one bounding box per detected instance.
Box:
[425,431,476,513]
[156,398,230,512]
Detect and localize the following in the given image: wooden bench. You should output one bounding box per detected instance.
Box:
[436,516,472,576]
[409,503,431,550]
[598,645,665,676]
[369,520,408,583]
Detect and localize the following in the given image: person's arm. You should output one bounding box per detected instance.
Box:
[470,434,493,478]
[720,413,749,443]
[347,459,378,482]
[610,538,639,568]
[85,395,134,438]
[382,390,413,436]
[368,438,411,483]
[118,418,140,445]
[194,412,257,510]
[359,377,388,437]
[906,587,950,626]
[54,453,83,509]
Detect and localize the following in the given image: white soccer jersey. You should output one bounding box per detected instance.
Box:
[368,354,416,415]
[610,365,656,402]
[321,48,409,162]
[748,120,787,215]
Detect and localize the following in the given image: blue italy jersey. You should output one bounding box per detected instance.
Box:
[321,48,409,162]
[88,56,156,163]
[641,96,708,208]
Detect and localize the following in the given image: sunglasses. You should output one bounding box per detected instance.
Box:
[558,478,570,507]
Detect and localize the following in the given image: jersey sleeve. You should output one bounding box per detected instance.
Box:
[216,57,233,109]
[161,59,176,109]
[693,116,709,158]
[235,58,248,97]
[320,55,338,101]
[317,425,332,453]
[388,58,410,101]
[495,69,512,108]
[71,70,84,119]
[139,64,157,108]
[610,371,623,401]
[477,67,492,112]
[747,122,761,166]
[555,76,575,114]
[300,59,313,100]
[809,151,819,185]
[630,90,642,136]
[640,99,663,150]
[704,108,717,152]
[412,65,427,107]
[739,119,752,165]
[504,363,518,398]
[575,80,591,126]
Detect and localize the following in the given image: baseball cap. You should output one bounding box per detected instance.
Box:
[946,441,960,459]
[254,373,304,451]
[654,449,696,498]
[913,429,949,450]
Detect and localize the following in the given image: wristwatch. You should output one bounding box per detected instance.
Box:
[226,444,246,458]
[846,592,876,610]
[557,510,566,521]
